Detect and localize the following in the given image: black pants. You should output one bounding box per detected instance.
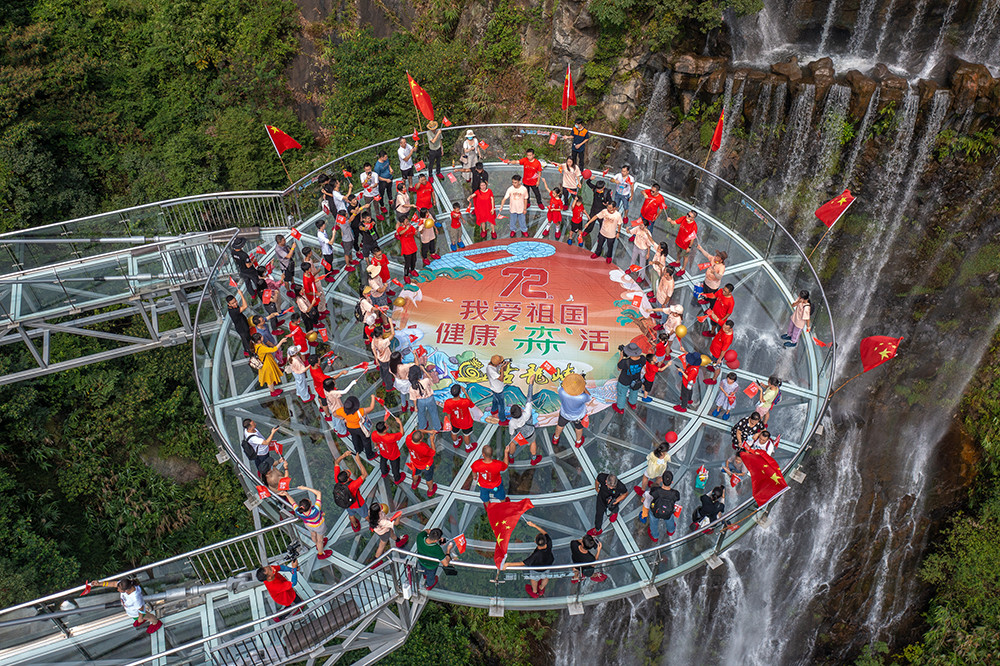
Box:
[594,498,615,531]
[403,252,417,275]
[380,456,402,482]
[428,148,442,177]
[263,303,280,333]
[301,307,319,332]
[322,252,335,274]
[572,149,585,169]
[240,271,258,298]
[378,180,392,208]
[282,262,295,285]
[680,381,693,405]
[235,325,253,355]
[527,184,544,208]
[378,361,394,390]
[274,593,301,621]
[595,235,615,258]
[562,188,577,208]
[421,238,436,259]
[347,427,374,458]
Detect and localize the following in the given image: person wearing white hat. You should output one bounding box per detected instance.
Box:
[614,342,645,414]
[461,129,480,182]
[366,264,389,307]
[285,345,314,403]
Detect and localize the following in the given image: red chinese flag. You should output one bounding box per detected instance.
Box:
[815,189,856,228]
[739,448,789,507]
[442,116,452,127]
[406,72,435,121]
[277,477,291,491]
[319,328,329,342]
[265,125,302,156]
[256,485,271,499]
[710,111,725,152]
[562,64,577,111]
[859,335,903,372]
[228,277,238,288]
[289,228,302,240]
[486,498,534,569]
[454,533,467,554]
[269,441,283,455]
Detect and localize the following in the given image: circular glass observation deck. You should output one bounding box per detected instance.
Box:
[192,124,835,611]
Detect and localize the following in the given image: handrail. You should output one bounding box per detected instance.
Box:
[124,555,402,666]
[1,229,243,280]
[0,516,298,618]
[0,191,285,240]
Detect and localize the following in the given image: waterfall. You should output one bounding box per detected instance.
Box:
[738,82,775,184]
[967,0,1000,62]
[776,84,816,211]
[895,91,951,231]
[817,0,841,53]
[730,0,787,63]
[841,87,880,190]
[847,0,879,56]
[631,72,672,176]
[707,77,743,175]
[918,0,960,79]
[812,85,852,185]
[897,0,931,67]
[872,0,899,61]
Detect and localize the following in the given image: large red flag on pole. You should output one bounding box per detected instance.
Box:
[739,449,789,507]
[406,72,435,121]
[265,125,302,156]
[562,64,577,111]
[486,498,534,569]
[710,111,725,152]
[859,335,903,372]
[815,189,856,228]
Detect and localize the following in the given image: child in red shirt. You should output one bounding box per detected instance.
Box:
[443,384,477,452]
[569,194,587,247]
[467,180,496,240]
[518,149,545,208]
[670,210,698,277]
[674,352,702,413]
[640,353,667,402]
[395,217,418,283]
[373,412,406,484]
[540,179,564,239]
[707,320,735,383]
[448,206,466,251]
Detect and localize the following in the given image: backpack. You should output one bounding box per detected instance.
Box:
[333,482,354,509]
[354,300,364,322]
[773,388,782,406]
[651,492,675,520]
[241,437,257,461]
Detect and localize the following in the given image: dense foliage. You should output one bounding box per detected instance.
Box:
[0,0,307,233]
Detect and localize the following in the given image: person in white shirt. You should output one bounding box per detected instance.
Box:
[461,129,480,182]
[498,175,530,237]
[397,137,416,188]
[243,419,281,476]
[589,200,623,263]
[84,577,163,633]
[612,165,635,220]
[560,157,583,206]
[331,177,350,215]
[359,162,379,219]
[316,218,335,271]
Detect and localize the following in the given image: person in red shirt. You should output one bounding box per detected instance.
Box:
[288,314,308,351]
[518,148,545,209]
[448,206,466,251]
[568,193,587,247]
[408,173,435,211]
[373,412,406,485]
[670,210,698,277]
[467,180,496,240]
[640,183,667,227]
[255,562,300,619]
[640,353,667,403]
[471,444,509,504]
[540,178,564,239]
[395,217,419,283]
[370,248,392,295]
[707,320,735,383]
[673,351,702,413]
[308,359,348,422]
[406,429,438,498]
[333,450,367,532]
[704,283,735,336]
[654,332,670,364]
[443,384,477,453]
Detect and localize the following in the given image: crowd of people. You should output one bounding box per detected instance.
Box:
[220,118,808,607]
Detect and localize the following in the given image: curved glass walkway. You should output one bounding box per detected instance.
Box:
[0,125,835,664]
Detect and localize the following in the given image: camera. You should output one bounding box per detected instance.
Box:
[438,537,448,545]
[617,344,625,351]
[283,542,302,564]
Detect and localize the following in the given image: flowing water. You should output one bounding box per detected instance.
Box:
[841,88,880,190]
[918,0,960,78]
[846,0,880,57]
[817,0,841,53]
[776,84,816,213]
[897,0,931,68]
[967,0,1000,62]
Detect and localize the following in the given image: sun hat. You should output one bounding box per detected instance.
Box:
[623,342,644,357]
[669,304,684,314]
[362,286,372,295]
[562,373,586,396]
[366,264,381,277]
[466,129,476,138]
[427,120,439,130]
[288,345,301,356]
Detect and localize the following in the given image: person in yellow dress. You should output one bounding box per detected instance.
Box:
[252,331,291,397]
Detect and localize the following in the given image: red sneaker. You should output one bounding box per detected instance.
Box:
[647,526,658,542]
[628,402,637,410]
[394,472,406,485]
[703,378,717,385]
[409,270,419,278]
[525,583,540,598]
[575,435,585,448]
[555,230,561,239]
[590,253,599,259]
[411,477,420,490]
[427,483,438,498]
[530,454,542,466]
[675,269,686,277]
[587,528,602,537]
[396,535,410,548]
[465,442,477,453]
[669,261,680,268]
[352,521,361,533]
[133,619,148,628]
[605,257,612,264]
[269,388,283,397]
[376,214,385,221]
[431,253,441,260]
[542,229,550,237]
[317,549,333,560]
[498,419,509,426]
[491,232,497,239]
[673,405,687,413]
[404,276,411,284]
[609,512,618,523]
[521,232,528,238]
[611,405,624,415]
[510,232,516,238]
[345,265,355,272]
[590,573,608,583]
[423,258,431,266]
[146,621,163,634]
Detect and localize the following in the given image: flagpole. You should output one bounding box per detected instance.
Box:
[830,370,865,396]
[809,196,855,259]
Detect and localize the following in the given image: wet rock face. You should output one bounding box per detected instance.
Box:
[949,59,995,113]
[845,70,878,119]
[772,56,804,81]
